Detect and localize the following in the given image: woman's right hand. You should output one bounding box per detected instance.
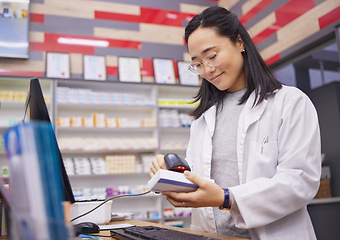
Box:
[149,154,167,177]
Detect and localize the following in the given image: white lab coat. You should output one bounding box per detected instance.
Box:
[185,85,321,240]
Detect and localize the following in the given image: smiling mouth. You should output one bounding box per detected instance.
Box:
[210,72,223,81]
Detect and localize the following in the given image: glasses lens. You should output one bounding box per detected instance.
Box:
[188,63,202,74]
[188,51,221,75]
[204,52,221,67]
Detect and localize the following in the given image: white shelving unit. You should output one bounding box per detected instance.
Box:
[53,80,199,226]
[0,77,199,227]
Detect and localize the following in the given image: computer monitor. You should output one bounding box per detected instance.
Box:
[24,78,75,203]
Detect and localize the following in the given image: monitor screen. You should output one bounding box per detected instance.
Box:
[0,0,30,59]
[24,78,75,203]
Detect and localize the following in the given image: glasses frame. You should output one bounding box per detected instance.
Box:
[188,39,230,75]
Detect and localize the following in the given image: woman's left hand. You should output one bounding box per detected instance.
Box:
[162,171,225,208]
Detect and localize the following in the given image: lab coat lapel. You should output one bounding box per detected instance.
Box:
[202,105,216,138]
[238,91,267,184]
[198,105,216,180]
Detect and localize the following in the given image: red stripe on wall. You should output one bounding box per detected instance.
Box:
[30,13,44,23]
[318,6,340,29]
[252,0,315,45]
[252,27,278,45]
[45,33,95,54]
[275,0,315,27]
[141,59,154,77]
[106,39,141,49]
[239,0,273,25]
[107,66,118,76]
[29,34,95,54]
[265,53,280,66]
[29,33,141,54]
[0,69,45,77]
[95,11,141,23]
[140,8,181,26]
[95,7,195,27]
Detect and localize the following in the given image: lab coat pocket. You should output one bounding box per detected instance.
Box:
[247,140,278,179]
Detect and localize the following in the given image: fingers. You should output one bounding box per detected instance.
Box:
[166,195,192,208]
[148,169,155,178]
[149,164,157,177]
[163,192,191,205]
[163,175,225,208]
[149,154,165,177]
[183,171,206,187]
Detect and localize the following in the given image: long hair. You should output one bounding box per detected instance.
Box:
[185,6,282,119]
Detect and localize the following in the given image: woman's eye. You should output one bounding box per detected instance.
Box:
[209,54,217,60]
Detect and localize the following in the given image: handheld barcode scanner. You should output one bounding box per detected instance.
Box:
[164,153,191,173]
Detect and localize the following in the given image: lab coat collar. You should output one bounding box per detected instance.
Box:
[242,90,269,127]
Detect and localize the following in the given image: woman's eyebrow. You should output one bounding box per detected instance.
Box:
[191,46,217,61]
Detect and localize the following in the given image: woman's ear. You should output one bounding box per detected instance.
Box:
[237,34,245,52]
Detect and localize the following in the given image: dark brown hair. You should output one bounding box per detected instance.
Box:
[185,6,282,119]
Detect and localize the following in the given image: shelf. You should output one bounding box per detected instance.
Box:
[114,194,160,199]
[68,172,149,178]
[0,101,25,109]
[310,197,340,205]
[56,78,156,91]
[77,193,158,199]
[160,147,187,150]
[160,127,190,133]
[0,101,51,110]
[158,105,195,110]
[57,103,155,112]
[61,149,157,154]
[57,126,157,133]
[159,149,187,155]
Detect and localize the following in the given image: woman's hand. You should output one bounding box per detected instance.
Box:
[163,171,225,208]
[149,154,167,178]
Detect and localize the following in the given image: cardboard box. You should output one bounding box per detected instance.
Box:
[314,179,332,199]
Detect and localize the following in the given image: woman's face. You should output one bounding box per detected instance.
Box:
[187,27,246,92]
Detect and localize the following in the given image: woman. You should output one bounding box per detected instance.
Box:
[149,6,321,240]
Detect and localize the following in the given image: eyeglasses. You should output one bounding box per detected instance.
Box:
[188,40,230,75]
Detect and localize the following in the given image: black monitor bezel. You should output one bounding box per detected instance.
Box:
[24,78,75,203]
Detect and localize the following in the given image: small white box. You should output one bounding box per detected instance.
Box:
[70,200,112,225]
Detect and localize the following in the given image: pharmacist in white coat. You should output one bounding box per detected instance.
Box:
[149,6,321,240]
[183,85,321,240]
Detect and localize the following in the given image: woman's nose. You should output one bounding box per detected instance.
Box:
[203,63,216,75]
